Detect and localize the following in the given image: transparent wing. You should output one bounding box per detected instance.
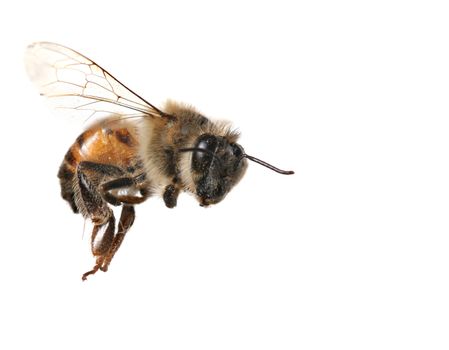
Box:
[25,42,171,122]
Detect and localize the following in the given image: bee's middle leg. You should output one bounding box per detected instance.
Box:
[101,176,150,205]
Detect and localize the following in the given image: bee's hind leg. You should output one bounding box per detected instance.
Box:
[76,163,119,281]
[100,205,135,273]
[96,175,150,272]
[77,165,149,279]
[82,214,115,281]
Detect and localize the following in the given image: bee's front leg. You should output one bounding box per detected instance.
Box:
[163,183,180,208]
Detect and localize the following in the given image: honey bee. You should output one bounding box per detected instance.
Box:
[25,42,294,280]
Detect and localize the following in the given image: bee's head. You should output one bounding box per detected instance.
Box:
[185,134,248,206]
[180,133,294,207]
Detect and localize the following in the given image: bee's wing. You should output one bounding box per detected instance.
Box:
[25,42,170,122]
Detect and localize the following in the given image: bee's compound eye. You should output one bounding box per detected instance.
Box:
[192,134,218,171]
[197,134,218,152]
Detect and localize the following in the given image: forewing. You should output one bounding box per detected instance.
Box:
[25,42,168,121]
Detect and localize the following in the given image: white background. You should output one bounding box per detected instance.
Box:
[0,1,448,349]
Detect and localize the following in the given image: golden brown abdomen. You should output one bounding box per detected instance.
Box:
[57,122,140,213]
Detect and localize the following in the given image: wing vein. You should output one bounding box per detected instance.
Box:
[25,42,176,123]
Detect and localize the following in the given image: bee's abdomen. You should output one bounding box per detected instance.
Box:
[57,123,140,214]
[57,131,88,214]
[58,149,79,213]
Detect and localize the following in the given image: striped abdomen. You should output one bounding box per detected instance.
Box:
[57,122,140,213]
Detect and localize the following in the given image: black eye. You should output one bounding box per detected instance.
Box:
[192,134,218,171]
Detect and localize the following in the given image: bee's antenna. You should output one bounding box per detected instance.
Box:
[243,154,294,175]
[179,148,294,175]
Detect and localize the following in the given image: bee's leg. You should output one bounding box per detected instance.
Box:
[76,162,122,280]
[97,176,150,272]
[81,214,115,281]
[77,164,149,278]
[83,177,150,273]
[163,183,180,208]
[100,177,150,205]
[100,205,135,272]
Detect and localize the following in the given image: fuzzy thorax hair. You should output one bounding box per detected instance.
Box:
[138,100,241,195]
